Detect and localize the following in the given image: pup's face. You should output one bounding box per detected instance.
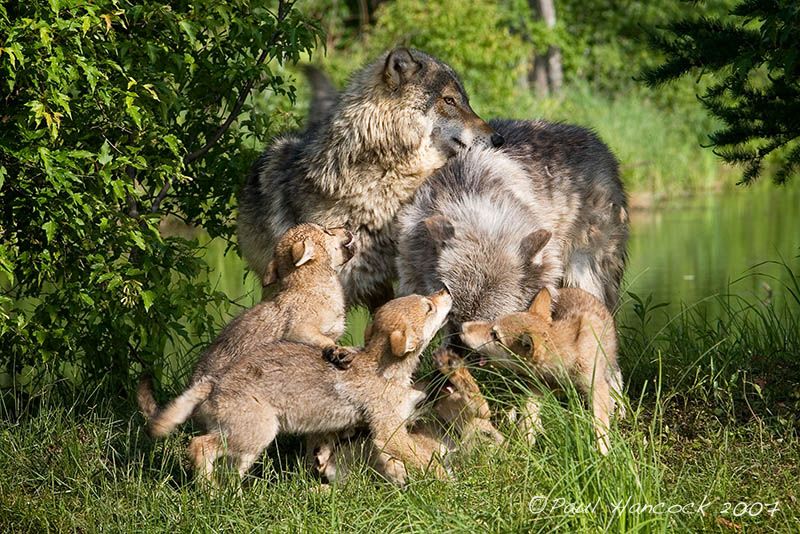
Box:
[319,226,356,270]
[265,223,355,286]
[460,289,554,371]
[368,289,453,358]
[432,348,489,421]
[380,48,502,158]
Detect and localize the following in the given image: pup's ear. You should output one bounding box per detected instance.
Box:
[528,288,553,323]
[262,260,279,287]
[521,229,552,264]
[424,215,455,249]
[390,328,418,358]
[291,237,316,267]
[383,48,421,91]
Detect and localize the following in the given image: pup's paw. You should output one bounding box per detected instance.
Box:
[323,346,358,370]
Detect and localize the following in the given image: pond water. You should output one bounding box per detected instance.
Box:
[623,185,799,317]
[199,184,800,329]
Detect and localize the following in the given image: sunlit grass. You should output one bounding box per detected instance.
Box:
[1,262,799,531]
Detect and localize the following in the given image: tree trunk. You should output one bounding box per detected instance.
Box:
[528,0,563,96]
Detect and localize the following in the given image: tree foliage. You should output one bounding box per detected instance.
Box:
[0,0,322,391]
[356,0,531,116]
[641,0,800,184]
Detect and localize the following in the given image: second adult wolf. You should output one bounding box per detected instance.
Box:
[397,119,629,329]
[238,48,502,308]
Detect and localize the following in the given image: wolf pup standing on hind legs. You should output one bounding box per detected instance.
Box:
[238,48,503,308]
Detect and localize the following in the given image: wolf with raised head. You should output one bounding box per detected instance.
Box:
[238,48,503,308]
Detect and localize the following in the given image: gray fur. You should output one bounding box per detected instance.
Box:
[238,48,498,308]
[397,119,629,329]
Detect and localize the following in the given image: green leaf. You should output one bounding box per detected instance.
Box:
[131,232,146,250]
[179,20,197,45]
[98,141,113,165]
[125,95,143,129]
[141,290,155,311]
[163,134,181,156]
[42,221,57,243]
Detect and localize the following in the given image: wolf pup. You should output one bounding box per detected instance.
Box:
[137,222,353,414]
[397,120,628,330]
[139,290,453,486]
[460,287,624,454]
[238,48,503,309]
[313,347,504,484]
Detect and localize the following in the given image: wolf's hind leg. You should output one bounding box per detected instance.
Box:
[188,433,223,484]
[589,379,612,455]
[228,409,280,480]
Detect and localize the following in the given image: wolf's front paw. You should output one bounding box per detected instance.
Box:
[323,346,358,370]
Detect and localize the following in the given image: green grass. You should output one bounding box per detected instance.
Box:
[538,85,732,200]
[2,271,799,532]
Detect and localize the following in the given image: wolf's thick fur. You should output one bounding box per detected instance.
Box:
[140,291,453,486]
[460,288,624,454]
[238,48,500,308]
[397,119,628,329]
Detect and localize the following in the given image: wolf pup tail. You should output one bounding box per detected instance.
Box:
[136,375,160,419]
[137,376,214,439]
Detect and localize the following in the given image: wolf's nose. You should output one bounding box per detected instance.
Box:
[490,133,505,148]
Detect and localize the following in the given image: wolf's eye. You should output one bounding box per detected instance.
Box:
[489,329,499,342]
[443,96,457,106]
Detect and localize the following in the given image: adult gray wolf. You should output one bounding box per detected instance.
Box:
[396,119,629,331]
[138,290,453,486]
[238,48,503,309]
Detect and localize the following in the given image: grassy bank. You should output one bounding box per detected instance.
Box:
[2,270,798,532]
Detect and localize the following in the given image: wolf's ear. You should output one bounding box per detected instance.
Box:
[262,260,279,287]
[390,327,419,358]
[291,237,316,267]
[528,289,553,323]
[384,48,421,90]
[424,215,455,249]
[521,229,551,264]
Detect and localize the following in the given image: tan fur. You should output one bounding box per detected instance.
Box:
[460,287,623,454]
[314,348,503,484]
[431,348,505,446]
[136,223,352,443]
[191,223,352,382]
[141,291,453,486]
